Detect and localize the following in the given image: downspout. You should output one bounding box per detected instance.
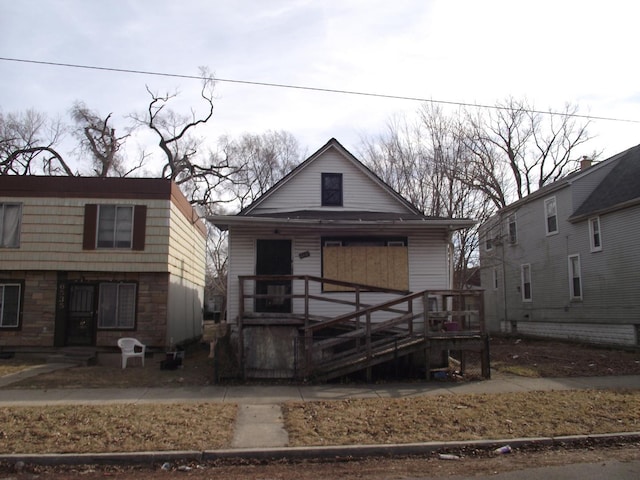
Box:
[447,229,454,289]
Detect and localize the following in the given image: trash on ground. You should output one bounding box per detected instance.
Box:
[494,445,512,454]
[438,453,461,461]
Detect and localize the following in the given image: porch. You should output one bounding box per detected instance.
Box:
[236,275,489,382]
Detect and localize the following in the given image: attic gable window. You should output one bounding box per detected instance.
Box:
[321,173,343,206]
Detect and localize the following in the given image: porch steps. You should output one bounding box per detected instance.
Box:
[46,348,97,366]
[310,335,428,382]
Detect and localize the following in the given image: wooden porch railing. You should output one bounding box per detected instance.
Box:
[237,275,486,381]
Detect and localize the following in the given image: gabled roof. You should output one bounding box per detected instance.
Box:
[492,143,640,220]
[208,138,475,232]
[569,143,640,221]
[239,137,422,216]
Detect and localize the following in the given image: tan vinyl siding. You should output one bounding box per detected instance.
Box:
[167,202,206,287]
[0,196,171,271]
[251,150,409,214]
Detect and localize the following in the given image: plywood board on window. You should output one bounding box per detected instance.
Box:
[323,246,408,291]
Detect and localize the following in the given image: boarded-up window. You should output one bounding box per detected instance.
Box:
[323,246,409,291]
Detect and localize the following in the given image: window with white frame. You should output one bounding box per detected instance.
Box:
[485,235,493,251]
[0,283,21,328]
[521,264,532,301]
[507,214,517,244]
[589,217,602,252]
[544,197,558,235]
[321,173,343,206]
[568,255,582,300]
[97,205,134,249]
[0,203,22,248]
[97,283,137,328]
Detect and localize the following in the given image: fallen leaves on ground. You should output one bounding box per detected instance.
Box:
[283,389,640,446]
[0,403,236,454]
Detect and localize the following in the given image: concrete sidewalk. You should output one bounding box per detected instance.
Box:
[1,372,639,406]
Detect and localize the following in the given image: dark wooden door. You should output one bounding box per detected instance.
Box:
[255,239,292,313]
[66,284,96,346]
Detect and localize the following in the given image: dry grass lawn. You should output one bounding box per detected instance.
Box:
[1,337,640,454]
[0,403,236,454]
[283,389,640,446]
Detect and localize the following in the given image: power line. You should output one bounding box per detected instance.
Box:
[2,56,639,124]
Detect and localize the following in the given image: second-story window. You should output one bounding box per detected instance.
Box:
[0,203,22,248]
[97,205,134,249]
[589,217,602,252]
[507,214,517,244]
[545,197,558,235]
[321,173,343,206]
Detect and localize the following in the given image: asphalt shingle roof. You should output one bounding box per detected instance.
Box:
[571,143,640,219]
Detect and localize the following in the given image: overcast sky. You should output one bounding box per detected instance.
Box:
[1,0,639,173]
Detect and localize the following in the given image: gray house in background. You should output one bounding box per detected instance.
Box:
[480,144,640,347]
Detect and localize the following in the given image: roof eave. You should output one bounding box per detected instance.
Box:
[207,215,475,232]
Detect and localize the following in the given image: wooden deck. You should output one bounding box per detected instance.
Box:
[237,275,489,382]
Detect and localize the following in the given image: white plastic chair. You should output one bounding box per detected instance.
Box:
[117,337,146,369]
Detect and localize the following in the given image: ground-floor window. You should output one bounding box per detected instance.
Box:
[322,237,409,291]
[568,254,583,300]
[97,283,137,328]
[0,283,21,328]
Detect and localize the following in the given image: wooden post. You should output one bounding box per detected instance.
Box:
[304,276,309,329]
[424,341,431,381]
[238,278,245,380]
[423,291,430,336]
[481,334,491,379]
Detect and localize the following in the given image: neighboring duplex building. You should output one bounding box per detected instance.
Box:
[480,144,640,346]
[0,176,206,355]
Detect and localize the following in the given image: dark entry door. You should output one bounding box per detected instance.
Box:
[255,239,292,313]
[66,284,96,346]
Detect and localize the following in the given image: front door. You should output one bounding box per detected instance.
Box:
[66,284,96,346]
[255,239,292,313]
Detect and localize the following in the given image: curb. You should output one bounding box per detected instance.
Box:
[2,432,639,467]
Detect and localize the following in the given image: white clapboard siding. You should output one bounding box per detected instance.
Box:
[226,229,450,324]
[251,149,411,214]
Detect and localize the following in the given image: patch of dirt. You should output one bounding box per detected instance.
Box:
[4,345,216,389]
[2,443,639,479]
[490,336,640,377]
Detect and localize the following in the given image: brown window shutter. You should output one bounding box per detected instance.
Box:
[83,204,98,250]
[132,205,147,251]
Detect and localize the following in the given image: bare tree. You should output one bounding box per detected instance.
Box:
[131,68,234,206]
[462,98,591,209]
[0,109,73,175]
[359,115,431,211]
[70,102,142,177]
[221,131,304,209]
[360,106,490,288]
